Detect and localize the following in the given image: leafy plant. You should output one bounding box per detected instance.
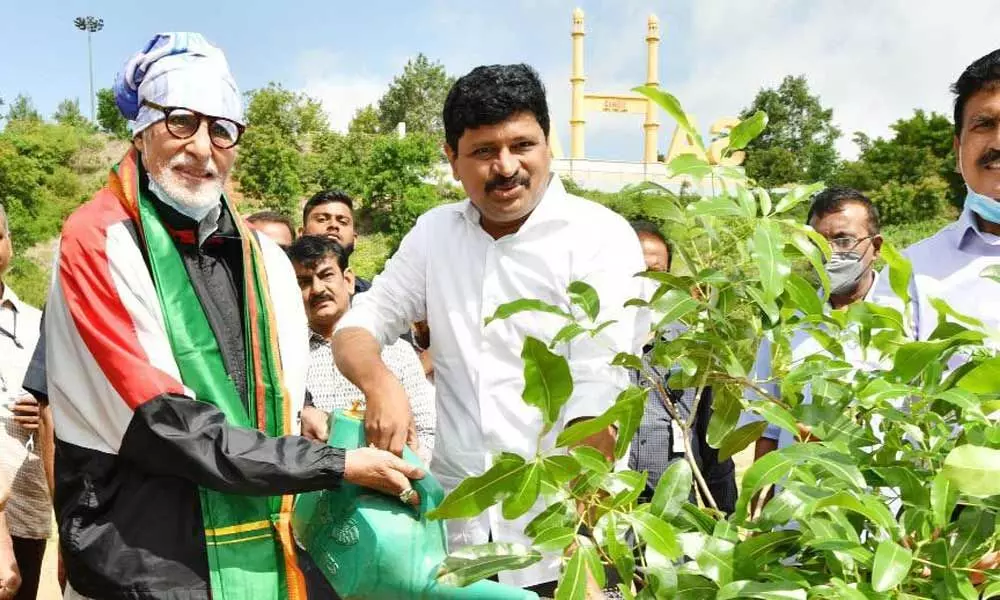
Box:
[428,86,1000,599]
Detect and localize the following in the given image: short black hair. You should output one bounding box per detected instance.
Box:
[952,49,1000,137]
[443,63,550,153]
[286,234,349,273]
[631,219,673,270]
[806,186,880,234]
[302,189,354,224]
[247,210,295,241]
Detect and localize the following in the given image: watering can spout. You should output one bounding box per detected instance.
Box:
[293,411,539,600]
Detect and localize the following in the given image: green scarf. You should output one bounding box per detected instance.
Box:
[109,149,305,599]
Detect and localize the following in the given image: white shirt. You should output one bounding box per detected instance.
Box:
[871,205,1000,346]
[0,284,49,539]
[741,273,883,451]
[337,176,644,587]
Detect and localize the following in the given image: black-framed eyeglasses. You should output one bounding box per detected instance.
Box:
[828,235,875,253]
[142,100,245,149]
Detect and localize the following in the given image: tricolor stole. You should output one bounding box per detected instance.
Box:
[109,149,305,599]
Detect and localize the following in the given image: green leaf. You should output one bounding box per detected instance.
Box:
[436,543,542,587]
[811,491,898,534]
[773,182,824,215]
[485,298,571,325]
[650,459,693,519]
[733,531,799,578]
[688,195,747,218]
[632,85,705,151]
[716,580,806,600]
[943,444,1000,497]
[532,526,576,552]
[930,471,957,530]
[754,220,791,301]
[950,506,994,559]
[733,450,797,523]
[554,546,587,600]
[628,511,681,559]
[605,470,648,509]
[781,273,823,316]
[982,263,1000,284]
[982,580,1000,599]
[786,227,831,297]
[551,323,588,347]
[540,455,580,487]
[880,242,913,312]
[727,111,768,151]
[667,153,713,179]
[890,339,952,383]
[745,401,798,439]
[745,285,780,324]
[650,289,701,329]
[428,454,526,519]
[736,186,757,218]
[757,189,773,216]
[567,281,600,322]
[718,421,767,462]
[707,385,742,448]
[502,459,541,520]
[676,574,718,599]
[614,388,648,459]
[934,388,987,422]
[521,337,573,432]
[785,445,866,490]
[695,536,735,585]
[524,500,576,538]
[957,355,1000,394]
[871,539,912,592]
[569,445,612,474]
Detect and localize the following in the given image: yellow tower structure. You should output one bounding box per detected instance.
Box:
[570,8,586,159]
[569,9,662,163]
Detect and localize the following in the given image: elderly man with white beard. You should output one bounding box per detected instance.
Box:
[43,33,424,600]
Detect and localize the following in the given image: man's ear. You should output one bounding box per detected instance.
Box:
[444,142,459,181]
[871,234,883,257]
[133,132,144,153]
[344,266,356,296]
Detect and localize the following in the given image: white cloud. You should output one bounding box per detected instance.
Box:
[671,0,1000,158]
[295,49,387,132]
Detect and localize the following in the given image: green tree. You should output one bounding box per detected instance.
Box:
[53,98,91,130]
[6,94,41,126]
[740,75,841,187]
[833,110,962,216]
[234,84,330,213]
[96,88,130,139]
[348,104,380,135]
[377,54,454,137]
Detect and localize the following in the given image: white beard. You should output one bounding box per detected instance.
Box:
[147,154,224,221]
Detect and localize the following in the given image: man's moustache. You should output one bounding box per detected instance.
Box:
[978,148,1000,168]
[485,173,530,193]
[309,295,335,306]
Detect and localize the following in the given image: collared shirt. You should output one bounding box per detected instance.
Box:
[871,205,1000,344]
[742,273,883,451]
[0,284,50,539]
[336,176,644,587]
[306,329,435,463]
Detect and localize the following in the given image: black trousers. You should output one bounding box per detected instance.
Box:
[11,536,45,600]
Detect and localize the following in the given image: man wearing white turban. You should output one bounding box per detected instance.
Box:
[45,33,423,600]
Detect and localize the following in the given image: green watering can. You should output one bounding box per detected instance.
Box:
[293,410,539,600]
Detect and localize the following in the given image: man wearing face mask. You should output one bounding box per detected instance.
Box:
[44,33,425,600]
[744,187,882,460]
[872,49,1000,342]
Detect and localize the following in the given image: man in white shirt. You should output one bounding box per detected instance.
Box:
[748,187,883,457]
[0,204,50,599]
[872,49,1000,340]
[333,64,644,591]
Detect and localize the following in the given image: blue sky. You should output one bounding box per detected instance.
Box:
[5,1,1000,160]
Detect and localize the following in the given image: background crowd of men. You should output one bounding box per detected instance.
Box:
[0,29,999,600]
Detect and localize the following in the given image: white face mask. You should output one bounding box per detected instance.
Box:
[825,251,869,296]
